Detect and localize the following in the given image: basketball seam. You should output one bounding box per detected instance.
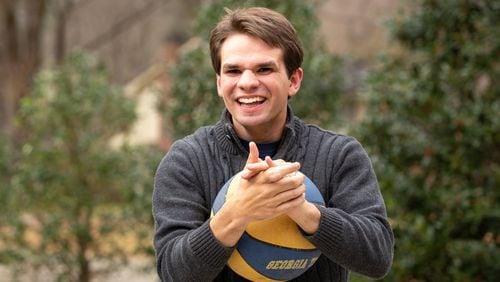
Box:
[241,231,318,252]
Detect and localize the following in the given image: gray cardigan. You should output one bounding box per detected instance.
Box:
[153,109,394,281]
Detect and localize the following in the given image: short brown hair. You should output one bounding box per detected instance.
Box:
[209,7,304,77]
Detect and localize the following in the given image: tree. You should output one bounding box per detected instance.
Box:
[0,0,47,140]
[0,52,160,282]
[166,0,344,139]
[0,0,76,141]
[353,0,499,280]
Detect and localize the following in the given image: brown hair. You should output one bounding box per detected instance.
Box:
[209,7,304,77]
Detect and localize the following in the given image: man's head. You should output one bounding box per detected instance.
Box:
[209,7,304,78]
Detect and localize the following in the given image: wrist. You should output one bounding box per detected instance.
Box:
[210,200,249,247]
[288,202,321,235]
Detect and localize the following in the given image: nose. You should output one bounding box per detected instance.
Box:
[237,70,259,91]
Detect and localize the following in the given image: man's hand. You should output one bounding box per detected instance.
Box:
[241,146,321,234]
[210,142,305,247]
[240,142,269,179]
[229,142,305,221]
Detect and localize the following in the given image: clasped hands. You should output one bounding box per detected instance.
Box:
[230,142,320,234]
[210,142,320,247]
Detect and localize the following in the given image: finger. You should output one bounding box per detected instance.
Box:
[265,157,288,168]
[241,142,265,179]
[275,190,306,213]
[275,172,306,194]
[266,162,301,182]
[245,162,269,171]
[241,162,269,179]
[274,184,306,203]
[246,141,260,165]
[273,159,287,165]
[265,156,275,167]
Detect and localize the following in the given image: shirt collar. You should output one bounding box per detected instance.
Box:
[214,105,300,158]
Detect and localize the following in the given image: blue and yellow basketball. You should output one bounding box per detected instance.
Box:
[212,173,324,281]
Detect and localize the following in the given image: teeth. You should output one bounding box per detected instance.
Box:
[238,97,265,104]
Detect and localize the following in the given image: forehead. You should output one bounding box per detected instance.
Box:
[220,33,284,66]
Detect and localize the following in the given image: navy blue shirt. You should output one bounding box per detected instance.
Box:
[239,138,280,159]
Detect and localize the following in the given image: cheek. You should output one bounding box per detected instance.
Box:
[222,78,238,91]
[218,79,234,99]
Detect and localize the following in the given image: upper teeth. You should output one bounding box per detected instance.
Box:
[238,97,265,104]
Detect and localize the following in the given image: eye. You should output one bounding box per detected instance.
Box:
[257,67,273,74]
[224,69,241,75]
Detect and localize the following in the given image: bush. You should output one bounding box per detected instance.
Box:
[0,52,161,282]
[353,1,500,280]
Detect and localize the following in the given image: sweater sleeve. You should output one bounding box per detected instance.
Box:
[306,137,394,279]
[152,140,233,282]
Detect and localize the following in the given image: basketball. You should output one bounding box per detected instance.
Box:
[211,173,325,281]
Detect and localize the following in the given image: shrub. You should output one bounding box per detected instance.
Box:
[0,52,160,282]
[353,1,499,280]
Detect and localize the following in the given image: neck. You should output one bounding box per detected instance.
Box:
[233,123,284,143]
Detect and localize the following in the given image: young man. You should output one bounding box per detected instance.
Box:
[153,7,394,282]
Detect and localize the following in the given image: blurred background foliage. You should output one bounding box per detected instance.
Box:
[166,0,344,139]
[0,53,162,281]
[0,0,499,281]
[352,0,499,281]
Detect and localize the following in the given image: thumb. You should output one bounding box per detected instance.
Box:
[246,141,260,165]
[241,141,269,179]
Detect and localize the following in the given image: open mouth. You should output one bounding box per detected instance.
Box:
[237,97,266,106]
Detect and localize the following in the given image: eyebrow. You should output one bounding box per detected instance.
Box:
[256,61,278,68]
[222,61,279,70]
[221,63,239,70]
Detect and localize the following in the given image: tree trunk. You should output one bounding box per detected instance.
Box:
[77,207,92,282]
[55,0,75,64]
[0,0,46,141]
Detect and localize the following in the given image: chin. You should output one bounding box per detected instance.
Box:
[234,116,267,127]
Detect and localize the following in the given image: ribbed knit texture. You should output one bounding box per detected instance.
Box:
[153,108,394,281]
[189,222,233,268]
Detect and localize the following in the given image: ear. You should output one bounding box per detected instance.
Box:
[216,74,223,97]
[288,67,303,98]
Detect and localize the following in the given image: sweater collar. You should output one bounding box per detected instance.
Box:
[214,105,301,158]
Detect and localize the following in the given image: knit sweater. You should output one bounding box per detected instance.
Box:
[153,108,394,282]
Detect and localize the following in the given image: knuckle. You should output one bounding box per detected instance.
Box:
[300,184,306,193]
[291,176,303,187]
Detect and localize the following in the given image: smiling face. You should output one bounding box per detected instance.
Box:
[217,33,303,143]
